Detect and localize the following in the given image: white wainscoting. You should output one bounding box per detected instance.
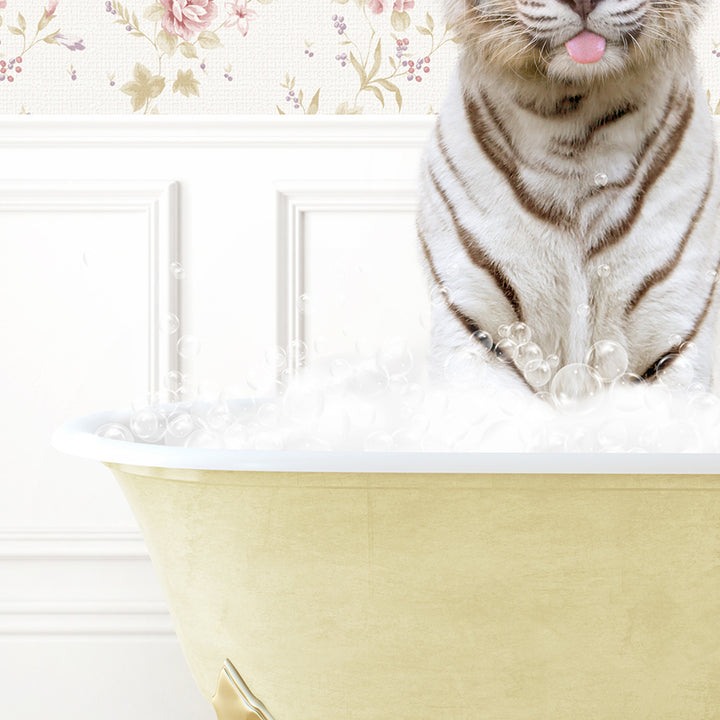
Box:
[0,116,434,720]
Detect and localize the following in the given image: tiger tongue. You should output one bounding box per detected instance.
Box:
[565,30,606,64]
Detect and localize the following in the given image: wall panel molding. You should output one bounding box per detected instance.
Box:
[0,179,180,397]
[276,182,418,373]
[0,116,436,148]
[0,530,173,637]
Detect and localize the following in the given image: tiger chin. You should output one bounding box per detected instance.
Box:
[418,0,720,398]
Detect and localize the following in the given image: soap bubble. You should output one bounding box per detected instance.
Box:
[203,403,235,433]
[166,412,195,439]
[376,338,413,377]
[594,172,609,187]
[130,407,165,441]
[596,264,610,278]
[430,285,450,308]
[164,370,187,394]
[610,373,645,411]
[170,261,186,280]
[524,359,551,388]
[96,423,134,442]
[546,354,560,369]
[656,354,694,390]
[584,341,628,382]
[495,338,518,362]
[161,313,180,335]
[550,363,603,412]
[350,368,389,396]
[297,293,311,314]
[471,330,493,349]
[509,322,531,345]
[576,303,591,318]
[497,324,511,339]
[516,341,542,369]
[289,339,309,364]
[178,335,201,359]
[264,345,287,371]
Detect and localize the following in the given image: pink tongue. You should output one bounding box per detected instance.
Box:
[565,30,606,64]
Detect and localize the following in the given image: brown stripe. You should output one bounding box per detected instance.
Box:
[579,86,679,205]
[626,162,714,315]
[417,228,534,391]
[586,91,694,261]
[427,166,524,322]
[552,102,638,155]
[640,254,720,382]
[465,93,570,227]
[517,10,560,22]
[515,93,584,118]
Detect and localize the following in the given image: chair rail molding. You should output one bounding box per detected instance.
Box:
[0,115,436,148]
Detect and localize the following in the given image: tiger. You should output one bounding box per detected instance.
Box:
[417,0,720,397]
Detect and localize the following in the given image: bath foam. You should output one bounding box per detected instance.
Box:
[104,356,720,454]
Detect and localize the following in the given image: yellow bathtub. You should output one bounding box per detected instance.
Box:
[53,408,720,720]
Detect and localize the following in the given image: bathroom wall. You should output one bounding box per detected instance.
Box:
[0,0,719,115]
[2,2,720,720]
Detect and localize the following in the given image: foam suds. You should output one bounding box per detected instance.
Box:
[97,350,720,453]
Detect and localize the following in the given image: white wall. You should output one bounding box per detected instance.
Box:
[0,117,433,719]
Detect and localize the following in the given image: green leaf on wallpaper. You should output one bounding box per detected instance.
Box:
[298,89,304,104]
[390,10,411,32]
[349,52,367,86]
[364,84,384,108]
[0,15,3,27]
[42,31,59,43]
[714,100,720,115]
[173,68,200,97]
[157,29,177,56]
[332,0,350,4]
[426,13,434,32]
[37,12,52,32]
[416,25,432,36]
[376,78,402,111]
[8,26,23,35]
[369,39,382,81]
[389,56,396,70]
[17,12,26,31]
[132,11,140,27]
[336,101,362,115]
[307,89,321,115]
[144,4,166,21]
[255,0,276,3]
[121,63,166,112]
[276,105,286,115]
[198,31,222,49]
[179,42,198,58]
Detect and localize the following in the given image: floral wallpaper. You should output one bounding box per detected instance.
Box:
[0,0,718,115]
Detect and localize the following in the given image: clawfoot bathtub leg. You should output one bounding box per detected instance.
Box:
[212,660,276,720]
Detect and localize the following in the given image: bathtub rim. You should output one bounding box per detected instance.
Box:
[52,406,720,474]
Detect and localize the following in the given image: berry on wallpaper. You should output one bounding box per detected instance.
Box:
[107,0,275,112]
[279,0,455,114]
[0,1,85,89]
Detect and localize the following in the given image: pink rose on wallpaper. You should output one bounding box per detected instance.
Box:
[160,0,218,41]
[46,0,59,16]
[368,0,415,13]
[226,0,256,36]
[0,0,7,9]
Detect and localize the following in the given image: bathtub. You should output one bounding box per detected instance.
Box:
[53,406,720,720]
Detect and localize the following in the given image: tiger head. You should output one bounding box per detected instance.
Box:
[445,0,704,83]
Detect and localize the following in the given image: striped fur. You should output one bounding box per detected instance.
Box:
[418,0,720,393]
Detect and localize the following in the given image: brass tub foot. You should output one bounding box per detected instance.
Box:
[212,660,276,720]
